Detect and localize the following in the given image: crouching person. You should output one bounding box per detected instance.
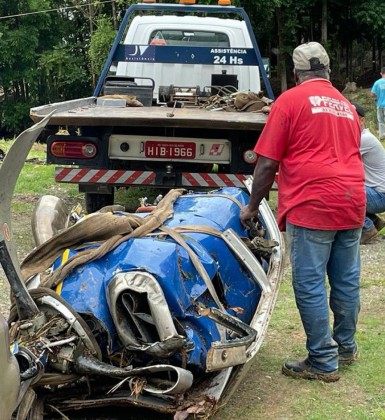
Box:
[353,103,385,244]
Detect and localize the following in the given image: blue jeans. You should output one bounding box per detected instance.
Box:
[364,186,385,231]
[286,223,361,372]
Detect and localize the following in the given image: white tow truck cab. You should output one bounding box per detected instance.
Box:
[117,15,261,97]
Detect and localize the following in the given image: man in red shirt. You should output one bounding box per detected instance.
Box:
[241,42,365,382]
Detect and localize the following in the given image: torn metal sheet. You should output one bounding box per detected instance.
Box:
[0,114,54,321]
[107,271,185,354]
[0,113,54,271]
[75,356,193,395]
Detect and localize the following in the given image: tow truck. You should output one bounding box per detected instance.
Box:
[0,5,286,418]
[30,0,273,213]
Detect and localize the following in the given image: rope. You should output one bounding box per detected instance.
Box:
[21,189,184,287]
[21,189,233,309]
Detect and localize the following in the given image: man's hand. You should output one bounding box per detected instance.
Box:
[240,156,279,228]
[240,204,259,228]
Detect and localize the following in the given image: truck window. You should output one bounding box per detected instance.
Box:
[149,30,230,47]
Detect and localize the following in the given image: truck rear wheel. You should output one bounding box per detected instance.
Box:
[85,192,114,214]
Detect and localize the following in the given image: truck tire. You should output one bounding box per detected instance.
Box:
[85,192,114,214]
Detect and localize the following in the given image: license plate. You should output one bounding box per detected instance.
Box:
[145,141,196,159]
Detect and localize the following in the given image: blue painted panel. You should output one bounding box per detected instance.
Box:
[176,317,221,371]
[60,263,118,349]
[103,237,218,316]
[57,236,221,353]
[54,188,261,371]
[169,187,249,235]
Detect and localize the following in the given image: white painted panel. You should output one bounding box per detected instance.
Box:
[116,16,261,99]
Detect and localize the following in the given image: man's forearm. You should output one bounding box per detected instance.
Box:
[248,157,279,213]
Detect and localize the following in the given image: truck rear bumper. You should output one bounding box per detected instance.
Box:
[55,167,251,188]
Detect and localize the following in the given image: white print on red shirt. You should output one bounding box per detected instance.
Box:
[308,95,354,120]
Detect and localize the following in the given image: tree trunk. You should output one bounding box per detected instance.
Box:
[112,0,118,30]
[88,4,94,35]
[88,4,96,86]
[344,39,354,81]
[345,42,349,81]
[13,81,20,100]
[276,7,287,92]
[321,0,327,44]
[372,36,376,72]
[310,14,314,41]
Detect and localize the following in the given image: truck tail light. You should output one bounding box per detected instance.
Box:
[243,150,258,164]
[218,0,231,5]
[50,142,97,159]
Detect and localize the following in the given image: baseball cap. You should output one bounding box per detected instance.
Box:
[293,42,330,71]
[351,102,366,117]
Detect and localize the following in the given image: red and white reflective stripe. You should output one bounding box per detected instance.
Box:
[55,168,156,185]
[182,173,247,188]
[55,168,278,189]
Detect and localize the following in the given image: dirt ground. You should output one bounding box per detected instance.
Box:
[0,197,37,315]
[1,194,384,419]
[218,246,385,419]
[0,192,80,315]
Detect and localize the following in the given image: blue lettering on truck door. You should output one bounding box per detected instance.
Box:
[113,45,258,66]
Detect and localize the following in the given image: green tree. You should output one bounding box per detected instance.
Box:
[89,16,116,79]
[0,0,92,135]
[1,0,385,136]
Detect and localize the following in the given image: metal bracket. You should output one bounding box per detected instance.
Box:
[196,305,257,372]
[221,228,271,293]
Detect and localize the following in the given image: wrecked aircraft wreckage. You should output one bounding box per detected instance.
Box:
[0,116,284,419]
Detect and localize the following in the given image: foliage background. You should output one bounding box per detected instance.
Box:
[0,0,385,136]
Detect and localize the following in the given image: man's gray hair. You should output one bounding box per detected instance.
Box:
[295,68,330,83]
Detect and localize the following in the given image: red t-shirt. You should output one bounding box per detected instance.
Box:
[255,79,365,231]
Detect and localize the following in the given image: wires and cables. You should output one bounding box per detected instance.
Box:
[0,0,116,20]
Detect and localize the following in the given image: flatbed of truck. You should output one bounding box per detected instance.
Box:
[30,97,267,130]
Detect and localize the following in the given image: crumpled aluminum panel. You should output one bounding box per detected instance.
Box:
[107,271,180,347]
[56,188,262,372]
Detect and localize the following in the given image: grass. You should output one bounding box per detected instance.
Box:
[0,140,79,197]
[217,270,385,420]
[0,139,162,211]
[1,88,385,419]
[344,89,380,137]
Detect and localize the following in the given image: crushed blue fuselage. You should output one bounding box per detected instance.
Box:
[54,188,263,372]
